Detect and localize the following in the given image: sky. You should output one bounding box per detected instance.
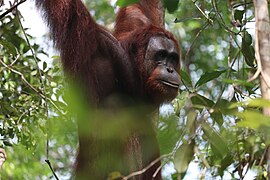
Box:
[19,1,47,39]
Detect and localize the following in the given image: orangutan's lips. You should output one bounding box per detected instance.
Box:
[160,80,179,88]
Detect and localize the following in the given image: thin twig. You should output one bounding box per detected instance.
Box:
[9,54,20,66]
[211,0,240,35]
[174,17,202,23]
[45,160,59,180]
[17,10,51,161]
[185,22,209,63]
[152,163,163,178]
[191,0,213,24]
[0,58,43,96]
[259,147,267,166]
[122,153,172,180]
[152,156,172,179]
[17,9,49,114]
[0,0,26,20]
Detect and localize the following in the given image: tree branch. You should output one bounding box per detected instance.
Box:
[45,160,59,180]
[122,153,172,180]
[0,0,26,20]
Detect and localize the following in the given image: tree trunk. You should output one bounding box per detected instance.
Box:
[254,0,270,178]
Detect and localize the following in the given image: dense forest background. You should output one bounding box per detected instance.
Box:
[0,0,270,179]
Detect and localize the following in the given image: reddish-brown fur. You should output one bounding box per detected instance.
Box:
[35,0,180,179]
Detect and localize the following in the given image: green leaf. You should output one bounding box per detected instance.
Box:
[31,70,38,76]
[116,0,138,7]
[173,141,194,173]
[174,91,188,116]
[191,94,214,109]
[43,61,47,71]
[171,173,182,180]
[237,111,270,129]
[247,98,270,108]
[108,171,123,180]
[3,141,13,146]
[50,82,57,87]
[211,110,223,126]
[234,10,244,23]
[242,31,255,67]
[202,122,228,158]
[163,0,180,13]
[219,154,234,176]
[186,110,197,136]
[158,114,181,154]
[180,69,193,87]
[195,70,226,88]
[0,39,17,55]
[243,31,252,46]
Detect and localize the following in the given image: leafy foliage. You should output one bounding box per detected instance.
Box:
[0,0,269,179]
[160,0,268,179]
[0,2,77,178]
